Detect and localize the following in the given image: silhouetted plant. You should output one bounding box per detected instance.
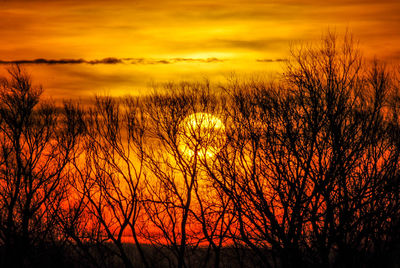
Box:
[129,81,233,268]
[0,32,399,268]
[68,96,150,268]
[212,32,400,268]
[0,65,85,267]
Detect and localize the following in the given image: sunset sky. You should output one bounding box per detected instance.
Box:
[0,0,399,100]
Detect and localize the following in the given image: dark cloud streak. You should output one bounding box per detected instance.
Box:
[256,58,288,63]
[0,57,224,65]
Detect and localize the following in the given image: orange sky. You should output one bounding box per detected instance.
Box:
[0,0,399,100]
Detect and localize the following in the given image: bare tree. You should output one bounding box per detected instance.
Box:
[130,82,233,268]
[1,31,398,268]
[0,65,85,267]
[69,96,150,268]
[212,32,400,267]
[283,33,400,267]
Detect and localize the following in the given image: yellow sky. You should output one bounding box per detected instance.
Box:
[0,0,399,99]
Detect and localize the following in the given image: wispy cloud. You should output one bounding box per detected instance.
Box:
[0,58,119,65]
[0,57,224,65]
[256,58,288,63]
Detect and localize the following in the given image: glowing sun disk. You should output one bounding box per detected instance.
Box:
[178,112,226,159]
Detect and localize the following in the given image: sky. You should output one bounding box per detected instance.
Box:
[0,0,399,100]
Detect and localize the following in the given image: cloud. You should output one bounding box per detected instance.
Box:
[0,58,118,65]
[0,57,224,65]
[87,58,123,64]
[256,58,288,63]
[172,57,223,63]
[128,57,224,64]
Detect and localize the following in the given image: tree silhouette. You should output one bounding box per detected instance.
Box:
[0,32,399,268]
[0,65,85,267]
[129,82,234,268]
[211,32,400,267]
[67,96,150,268]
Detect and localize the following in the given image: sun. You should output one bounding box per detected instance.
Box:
[178,112,226,159]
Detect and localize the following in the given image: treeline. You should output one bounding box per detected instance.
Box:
[1,33,399,268]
